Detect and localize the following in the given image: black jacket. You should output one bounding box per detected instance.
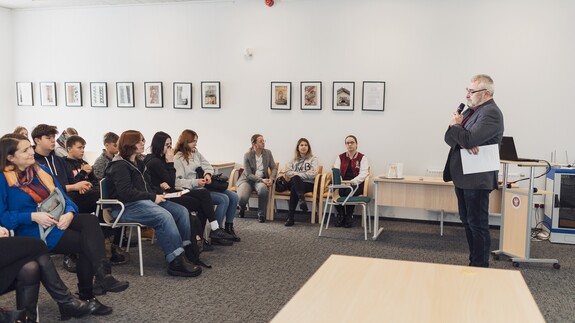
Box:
[65,157,100,188]
[34,150,76,190]
[143,154,176,194]
[104,156,155,203]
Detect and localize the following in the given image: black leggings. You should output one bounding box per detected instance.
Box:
[173,189,216,230]
[51,213,106,292]
[287,176,315,213]
[335,182,365,216]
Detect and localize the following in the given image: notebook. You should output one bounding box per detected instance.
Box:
[499,136,538,162]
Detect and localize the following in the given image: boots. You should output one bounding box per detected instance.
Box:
[78,286,112,317]
[184,244,212,269]
[334,209,346,227]
[224,223,241,241]
[167,254,202,277]
[93,259,129,295]
[39,258,94,321]
[285,214,295,227]
[343,214,353,228]
[109,244,128,265]
[16,282,40,323]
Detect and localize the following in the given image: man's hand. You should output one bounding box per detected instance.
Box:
[155,195,166,204]
[160,182,171,190]
[75,181,93,194]
[81,164,93,174]
[450,112,463,126]
[466,146,480,155]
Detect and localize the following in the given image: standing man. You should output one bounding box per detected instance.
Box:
[443,74,504,267]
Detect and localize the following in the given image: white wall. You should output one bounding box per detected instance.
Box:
[8,0,575,220]
[0,7,13,133]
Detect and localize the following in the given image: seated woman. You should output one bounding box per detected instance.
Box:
[144,131,233,248]
[174,129,241,241]
[104,130,202,277]
[236,134,277,223]
[13,126,28,139]
[0,134,128,316]
[282,138,319,227]
[1,229,94,321]
[333,135,369,228]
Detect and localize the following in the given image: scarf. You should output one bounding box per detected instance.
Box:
[3,164,56,203]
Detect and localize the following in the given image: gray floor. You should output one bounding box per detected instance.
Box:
[2,213,574,322]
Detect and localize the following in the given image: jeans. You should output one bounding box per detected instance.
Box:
[455,187,492,267]
[113,200,191,263]
[210,189,238,225]
[237,181,269,217]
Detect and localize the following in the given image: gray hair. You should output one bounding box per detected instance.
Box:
[471,74,494,95]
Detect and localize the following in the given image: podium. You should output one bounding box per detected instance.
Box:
[492,160,560,269]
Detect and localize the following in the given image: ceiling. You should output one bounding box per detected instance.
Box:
[0,0,210,9]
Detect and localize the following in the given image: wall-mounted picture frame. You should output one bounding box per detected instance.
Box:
[301,81,322,110]
[90,82,107,107]
[332,81,355,111]
[40,82,57,106]
[65,82,82,107]
[201,81,220,109]
[270,82,291,110]
[16,82,34,106]
[173,82,192,109]
[145,82,163,108]
[362,81,386,112]
[116,82,135,108]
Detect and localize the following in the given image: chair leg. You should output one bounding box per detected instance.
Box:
[362,204,367,241]
[319,194,331,237]
[311,198,317,224]
[119,227,126,249]
[137,226,144,276]
[126,227,133,252]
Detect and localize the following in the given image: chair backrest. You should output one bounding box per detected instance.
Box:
[332,168,342,185]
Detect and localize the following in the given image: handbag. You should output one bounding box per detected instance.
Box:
[275,176,290,192]
[195,167,229,193]
[37,187,66,241]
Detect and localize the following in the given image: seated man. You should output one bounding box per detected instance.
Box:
[92,132,119,181]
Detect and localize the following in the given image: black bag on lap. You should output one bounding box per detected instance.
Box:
[195,167,229,193]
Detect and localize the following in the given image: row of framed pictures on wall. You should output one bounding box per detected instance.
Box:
[15,81,221,109]
[271,81,386,111]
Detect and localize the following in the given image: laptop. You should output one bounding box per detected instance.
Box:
[499,136,539,162]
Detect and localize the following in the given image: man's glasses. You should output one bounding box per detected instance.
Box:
[466,88,487,95]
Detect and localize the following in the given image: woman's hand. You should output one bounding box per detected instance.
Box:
[57,212,74,230]
[0,226,9,238]
[197,179,206,187]
[160,182,171,190]
[31,212,59,229]
[165,148,175,163]
[204,174,212,184]
[155,195,166,204]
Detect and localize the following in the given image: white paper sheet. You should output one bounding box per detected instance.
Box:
[460,144,500,174]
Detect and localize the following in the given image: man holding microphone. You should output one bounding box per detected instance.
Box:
[443,74,504,267]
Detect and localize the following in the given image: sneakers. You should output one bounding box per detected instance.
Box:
[63,254,78,273]
[209,228,234,241]
[211,237,233,246]
[299,199,308,212]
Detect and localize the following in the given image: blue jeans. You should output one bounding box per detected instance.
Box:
[455,188,492,267]
[210,189,238,225]
[113,199,191,263]
[237,181,269,217]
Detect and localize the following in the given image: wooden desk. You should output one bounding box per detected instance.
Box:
[373,176,503,239]
[493,161,559,268]
[271,255,544,323]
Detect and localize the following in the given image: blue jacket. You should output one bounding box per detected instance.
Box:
[0,165,78,249]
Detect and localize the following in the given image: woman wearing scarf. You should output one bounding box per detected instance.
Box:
[0,133,128,316]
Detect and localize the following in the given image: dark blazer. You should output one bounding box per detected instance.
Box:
[443,99,504,190]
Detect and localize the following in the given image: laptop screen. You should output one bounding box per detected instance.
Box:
[499,136,519,161]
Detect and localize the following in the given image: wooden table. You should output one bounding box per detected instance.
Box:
[373,176,503,239]
[271,255,544,323]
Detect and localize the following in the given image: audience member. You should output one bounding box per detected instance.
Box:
[55,127,78,158]
[92,132,119,180]
[13,126,28,140]
[236,134,277,223]
[174,129,241,241]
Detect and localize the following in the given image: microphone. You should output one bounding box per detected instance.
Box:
[457,103,465,114]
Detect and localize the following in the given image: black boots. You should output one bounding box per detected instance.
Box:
[285,214,295,227]
[298,198,308,212]
[62,254,77,273]
[184,243,211,269]
[167,254,202,277]
[93,260,129,295]
[15,282,40,323]
[224,223,241,241]
[38,256,94,320]
[109,244,128,265]
[78,286,112,317]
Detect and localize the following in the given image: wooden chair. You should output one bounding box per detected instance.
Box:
[228,162,278,220]
[319,168,372,240]
[95,178,147,276]
[270,165,323,223]
[318,167,371,227]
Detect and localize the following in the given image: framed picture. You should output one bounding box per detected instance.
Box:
[16,82,34,106]
[116,82,135,108]
[145,82,163,108]
[201,81,220,109]
[301,81,322,110]
[40,82,57,106]
[173,82,192,109]
[65,82,82,107]
[90,82,107,107]
[362,81,386,111]
[332,81,355,111]
[270,82,291,110]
